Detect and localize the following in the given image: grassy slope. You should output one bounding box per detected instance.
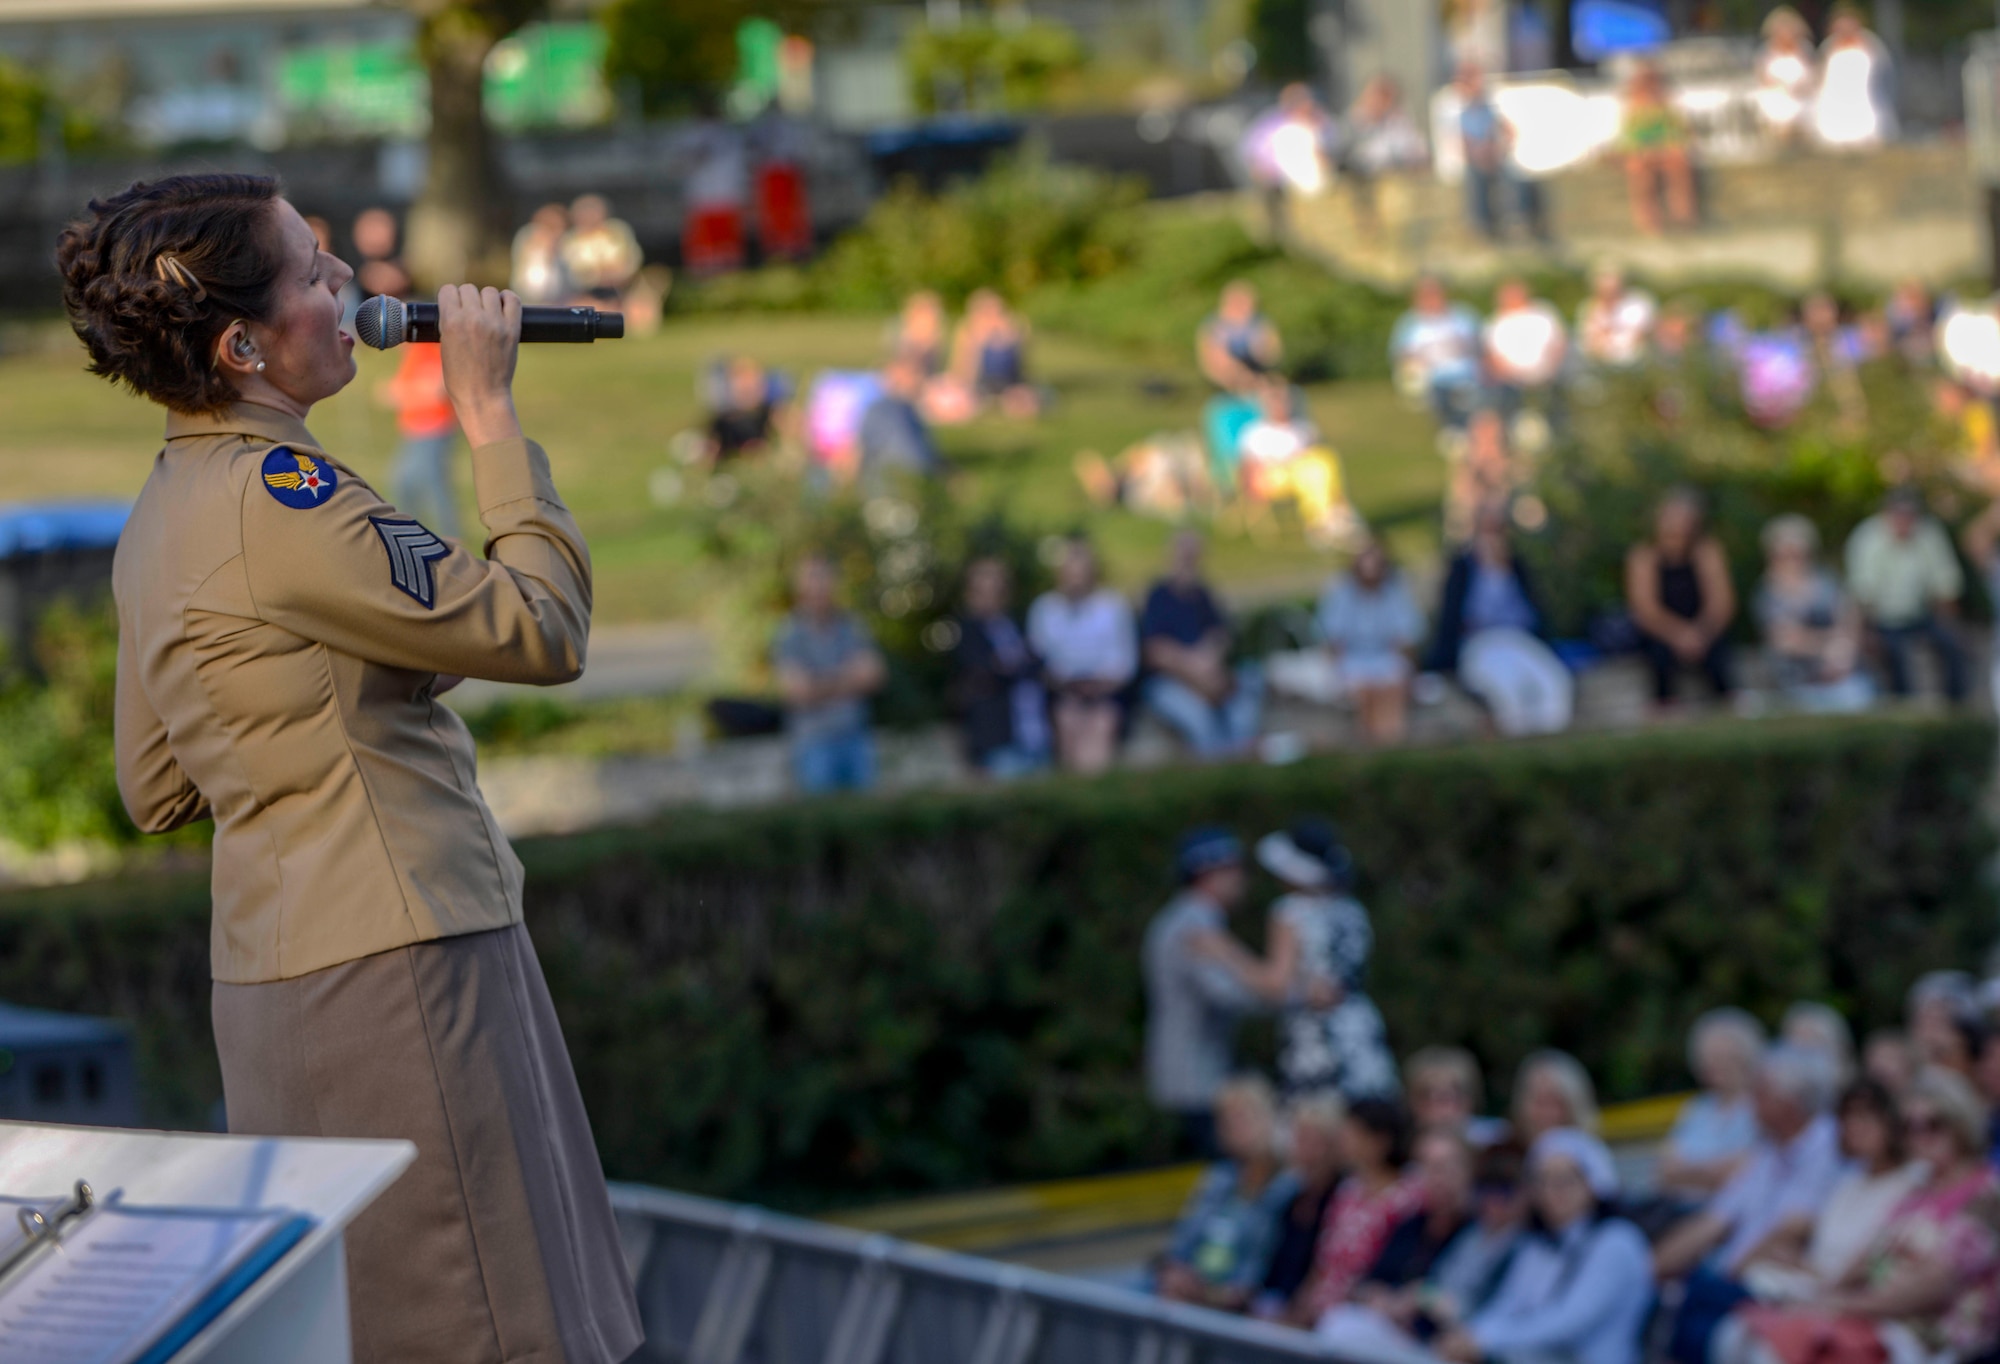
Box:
[0,316,1440,620]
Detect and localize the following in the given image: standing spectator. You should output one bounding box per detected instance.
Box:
[948,556,1049,779]
[377,339,461,541]
[950,289,1040,419]
[858,353,943,487]
[1719,1071,1998,1364]
[1577,266,1658,370]
[1658,1046,1844,1364]
[1512,1051,1601,1145]
[1626,487,1737,708]
[681,124,750,273]
[1243,83,1340,238]
[1813,3,1896,151]
[1845,489,1968,703]
[1317,537,1426,745]
[1343,74,1427,227]
[1758,514,1873,714]
[558,194,642,305]
[351,206,412,299]
[1752,8,1818,144]
[1659,1009,1767,1202]
[1621,60,1697,236]
[1294,1097,1422,1325]
[1392,276,1486,431]
[1028,538,1137,775]
[1431,1130,1653,1364]
[772,555,886,795]
[1200,820,1398,1102]
[1139,532,1263,759]
[510,203,571,305]
[1484,278,1569,422]
[1198,280,1284,395]
[1142,828,1260,1154]
[1256,1098,1349,1320]
[1156,1076,1300,1310]
[1427,502,1574,737]
[1456,63,1545,243]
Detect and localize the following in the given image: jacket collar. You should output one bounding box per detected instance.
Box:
[164,401,321,451]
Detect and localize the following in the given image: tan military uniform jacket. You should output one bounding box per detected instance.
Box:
[113,401,590,984]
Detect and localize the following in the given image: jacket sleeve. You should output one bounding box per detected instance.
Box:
[239,437,591,685]
[114,622,209,833]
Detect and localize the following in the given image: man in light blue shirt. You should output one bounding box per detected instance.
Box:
[1391,276,1485,430]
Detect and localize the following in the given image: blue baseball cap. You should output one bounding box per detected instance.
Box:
[1177,827,1243,883]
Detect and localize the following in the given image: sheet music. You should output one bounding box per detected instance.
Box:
[0,1203,303,1364]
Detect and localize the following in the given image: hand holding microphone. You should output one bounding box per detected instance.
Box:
[436,285,524,449]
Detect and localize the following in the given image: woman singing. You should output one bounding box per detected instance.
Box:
[59,174,641,1363]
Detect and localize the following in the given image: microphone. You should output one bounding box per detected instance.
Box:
[353,295,625,349]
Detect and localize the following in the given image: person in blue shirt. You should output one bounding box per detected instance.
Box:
[1156,1075,1301,1311]
[1456,63,1546,244]
[1432,1129,1653,1364]
[1140,531,1265,759]
[1391,276,1486,431]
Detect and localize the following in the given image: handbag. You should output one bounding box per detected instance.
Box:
[1740,1305,1889,1364]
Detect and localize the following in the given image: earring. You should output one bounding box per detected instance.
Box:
[255,361,266,372]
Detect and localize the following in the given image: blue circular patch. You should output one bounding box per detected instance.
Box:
[260,445,338,509]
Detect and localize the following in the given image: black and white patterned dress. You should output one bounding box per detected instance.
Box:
[1273,891,1400,1101]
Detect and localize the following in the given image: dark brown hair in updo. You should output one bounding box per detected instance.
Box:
[56,174,285,415]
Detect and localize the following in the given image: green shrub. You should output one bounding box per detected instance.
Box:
[904,18,1088,115]
[811,147,1146,310]
[0,716,1988,1209]
[0,603,148,851]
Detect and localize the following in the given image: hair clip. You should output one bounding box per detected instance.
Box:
[153,252,205,299]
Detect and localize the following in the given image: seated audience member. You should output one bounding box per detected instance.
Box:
[889,290,949,377]
[1621,60,1697,235]
[1627,488,1737,707]
[1364,1128,1481,1292]
[1142,829,1260,1155]
[1236,379,1356,546]
[1199,280,1283,395]
[1577,266,1658,371]
[1256,1098,1350,1319]
[558,194,642,305]
[1427,503,1574,737]
[1407,1046,1504,1145]
[1139,532,1263,759]
[1201,821,1397,1102]
[1512,1051,1602,1146]
[949,557,1049,779]
[1028,538,1137,775]
[1659,1008,1768,1202]
[1484,278,1569,418]
[1782,1002,1857,1086]
[1962,499,2000,698]
[1886,278,1938,369]
[1659,1046,1844,1364]
[510,203,571,305]
[1293,1098,1423,1326]
[1909,972,1982,1078]
[951,288,1040,419]
[1733,1078,1922,1303]
[773,555,887,794]
[1430,1130,1653,1364]
[858,353,943,486]
[1392,276,1486,431]
[1845,489,1968,703]
[1344,74,1427,181]
[1864,1029,1920,1104]
[1156,1076,1300,1310]
[707,356,788,462]
[1758,515,1874,714]
[1319,1141,1530,1352]
[1802,292,1873,431]
[1318,537,1426,745]
[1716,1070,1997,1364]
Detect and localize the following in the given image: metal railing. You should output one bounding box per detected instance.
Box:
[610,1183,1365,1364]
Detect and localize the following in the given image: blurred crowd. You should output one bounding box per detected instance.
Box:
[1142,820,2000,1364]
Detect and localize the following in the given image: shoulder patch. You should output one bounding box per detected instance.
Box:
[261,445,338,508]
[370,516,450,609]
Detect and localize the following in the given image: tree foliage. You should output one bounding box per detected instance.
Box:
[903,17,1087,115]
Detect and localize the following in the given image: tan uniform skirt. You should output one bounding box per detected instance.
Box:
[213,923,643,1364]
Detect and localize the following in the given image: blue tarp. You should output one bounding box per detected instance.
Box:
[0,501,130,560]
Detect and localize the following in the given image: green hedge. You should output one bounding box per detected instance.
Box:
[0,716,1991,1209]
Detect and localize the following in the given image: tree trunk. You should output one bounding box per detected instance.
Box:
[406,11,511,291]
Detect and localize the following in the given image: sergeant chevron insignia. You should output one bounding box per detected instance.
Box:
[370,516,451,609]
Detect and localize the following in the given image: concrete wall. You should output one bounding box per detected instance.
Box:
[1284,139,1987,290]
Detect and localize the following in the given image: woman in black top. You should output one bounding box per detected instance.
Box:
[1625,487,1736,704]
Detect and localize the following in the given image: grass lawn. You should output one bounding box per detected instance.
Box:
[0,314,1441,622]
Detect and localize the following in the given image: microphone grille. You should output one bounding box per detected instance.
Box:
[353,295,405,350]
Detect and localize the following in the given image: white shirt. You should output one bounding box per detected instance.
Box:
[1814,38,1894,148]
[1710,1115,1845,1272]
[1486,303,1568,386]
[1027,589,1137,685]
[1578,291,1657,369]
[1806,1161,1926,1282]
